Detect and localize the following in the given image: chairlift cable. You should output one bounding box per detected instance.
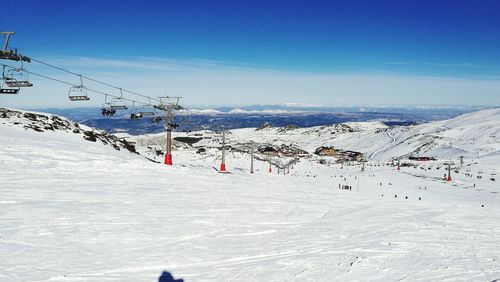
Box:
[29,58,160,102]
[1,63,150,107]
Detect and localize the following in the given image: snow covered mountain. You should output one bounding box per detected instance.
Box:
[228,108,500,163]
[1,107,499,281]
[41,105,485,135]
[129,108,499,167]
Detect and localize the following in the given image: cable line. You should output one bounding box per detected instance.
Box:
[29,57,160,103]
[1,63,151,107]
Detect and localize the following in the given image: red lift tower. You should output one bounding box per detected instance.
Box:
[156,96,182,166]
[220,131,227,172]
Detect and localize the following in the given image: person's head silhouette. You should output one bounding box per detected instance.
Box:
[158,271,184,282]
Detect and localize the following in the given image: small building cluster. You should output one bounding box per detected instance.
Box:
[314,146,364,162]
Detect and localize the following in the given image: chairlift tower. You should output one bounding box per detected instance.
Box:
[220,131,227,172]
[447,162,452,182]
[157,96,182,165]
[1,32,31,94]
[250,141,255,174]
[0,32,30,62]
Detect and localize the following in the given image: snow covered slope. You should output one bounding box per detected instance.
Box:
[1,108,499,281]
[227,108,500,163]
[0,108,139,155]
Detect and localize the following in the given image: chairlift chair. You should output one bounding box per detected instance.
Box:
[139,104,156,116]
[6,80,32,87]
[100,103,116,116]
[130,112,143,119]
[110,89,128,110]
[101,107,116,116]
[140,110,156,116]
[110,97,128,110]
[138,99,156,116]
[3,65,33,87]
[100,95,116,116]
[129,102,143,119]
[68,75,90,101]
[0,81,19,94]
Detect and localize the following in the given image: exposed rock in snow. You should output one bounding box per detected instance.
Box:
[0,108,138,154]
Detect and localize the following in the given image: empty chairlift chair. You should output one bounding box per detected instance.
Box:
[139,110,156,117]
[68,75,90,101]
[0,66,20,94]
[110,89,128,110]
[110,97,128,110]
[3,65,33,88]
[0,81,19,94]
[138,103,156,117]
[139,100,156,117]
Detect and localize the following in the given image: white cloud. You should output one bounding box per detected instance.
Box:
[3,56,500,109]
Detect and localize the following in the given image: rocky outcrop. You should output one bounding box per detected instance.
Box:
[256,122,273,131]
[0,108,137,154]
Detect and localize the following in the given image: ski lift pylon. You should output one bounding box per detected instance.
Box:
[68,74,90,101]
[0,31,31,62]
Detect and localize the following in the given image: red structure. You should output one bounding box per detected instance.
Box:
[219,131,227,173]
[164,153,172,165]
[158,96,181,166]
[164,109,173,165]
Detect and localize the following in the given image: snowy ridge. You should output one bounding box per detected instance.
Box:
[0,108,138,154]
[175,108,304,116]
[227,108,500,163]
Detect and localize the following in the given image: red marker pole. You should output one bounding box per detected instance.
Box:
[164,108,173,165]
[220,131,227,172]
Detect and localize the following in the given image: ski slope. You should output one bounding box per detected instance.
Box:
[226,108,500,164]
[1,109,499,281]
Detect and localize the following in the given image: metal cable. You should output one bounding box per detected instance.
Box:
[29,58,161,102]
[1,63,151,107]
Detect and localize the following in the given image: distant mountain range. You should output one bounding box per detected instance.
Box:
[34,105,492,135]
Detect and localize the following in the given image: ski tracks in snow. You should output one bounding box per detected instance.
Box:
[369,130,397,160]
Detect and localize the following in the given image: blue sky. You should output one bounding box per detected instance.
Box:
[2,0,500,107]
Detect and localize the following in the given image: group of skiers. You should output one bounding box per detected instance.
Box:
[339,184,352,191]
